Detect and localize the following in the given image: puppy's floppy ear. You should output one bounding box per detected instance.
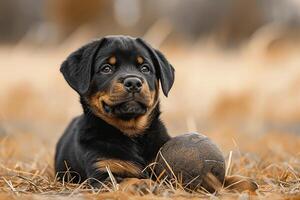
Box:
[60,38,106,94]
[136,38,175,97]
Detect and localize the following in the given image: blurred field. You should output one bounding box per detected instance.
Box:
[0,34,300,199]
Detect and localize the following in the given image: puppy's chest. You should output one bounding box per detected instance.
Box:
[112,137,145,161]
[85,131,146,163]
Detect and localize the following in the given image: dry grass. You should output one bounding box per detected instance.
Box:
[1,132,299,199]
[0,35,300,199]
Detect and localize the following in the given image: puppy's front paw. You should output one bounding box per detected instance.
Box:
[119,178,158,195]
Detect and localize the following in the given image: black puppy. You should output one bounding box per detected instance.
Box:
[55,36,174,186]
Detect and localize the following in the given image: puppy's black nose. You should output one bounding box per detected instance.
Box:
[123,77,142,93]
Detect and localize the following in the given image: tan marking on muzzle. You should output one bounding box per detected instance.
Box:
[88,80,160,137]
[110,82,127,97]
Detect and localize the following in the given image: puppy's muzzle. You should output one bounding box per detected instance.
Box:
[99,75,148,120]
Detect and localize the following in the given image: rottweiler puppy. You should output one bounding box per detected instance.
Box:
[55,36,174,186]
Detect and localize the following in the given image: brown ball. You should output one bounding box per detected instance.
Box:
[154,133,225,192]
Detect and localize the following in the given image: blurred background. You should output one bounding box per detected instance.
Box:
[1,0,300,160]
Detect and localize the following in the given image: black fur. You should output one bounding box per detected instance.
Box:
[55,36,174,186]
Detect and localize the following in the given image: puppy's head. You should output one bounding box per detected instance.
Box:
[60,36,175,136]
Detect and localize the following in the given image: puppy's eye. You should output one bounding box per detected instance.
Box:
[100,64,113,74]
[140,64,150,74]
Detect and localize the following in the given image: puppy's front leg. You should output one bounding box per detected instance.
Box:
[86,158,145,188]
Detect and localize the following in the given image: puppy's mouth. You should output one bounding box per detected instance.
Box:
[102,100,147,120]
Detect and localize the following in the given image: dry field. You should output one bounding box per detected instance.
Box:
[0,35,300,199]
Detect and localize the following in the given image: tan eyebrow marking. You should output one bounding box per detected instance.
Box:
[108,56,116,65]
[137,56,144,64]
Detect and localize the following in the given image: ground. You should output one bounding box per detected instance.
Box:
[0,36,300,199]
